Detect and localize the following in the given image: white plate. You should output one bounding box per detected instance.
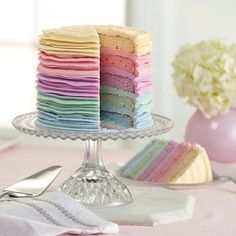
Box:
[110,163,230,190]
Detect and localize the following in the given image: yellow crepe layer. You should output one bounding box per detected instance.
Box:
[38,25,152,57]
[39,25,100,56]
[96,25,152,56]
[167,144,213,184]
[40,25,99,42]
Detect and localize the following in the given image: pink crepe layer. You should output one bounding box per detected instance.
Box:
[40,52,99,62]
[100,47,151,64]
[149,143,192,182]
[39,53,99,70]
[100,54,151,77]
[36,73,99,85]
[101,66,151,81]
[41,48,151,65]
[138,141,179,181]
[38,64,99,79]
[40,60,99,70]
[101,73,152,95]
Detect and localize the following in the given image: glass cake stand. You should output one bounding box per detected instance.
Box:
[12,112,173,208]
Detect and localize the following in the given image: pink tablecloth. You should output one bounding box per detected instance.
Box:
[0,142,236,236]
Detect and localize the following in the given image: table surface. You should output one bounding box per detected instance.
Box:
[0,141,236,236]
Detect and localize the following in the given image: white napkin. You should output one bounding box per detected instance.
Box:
[0,191,118,236]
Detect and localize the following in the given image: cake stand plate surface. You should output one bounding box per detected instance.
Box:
[92,186,195,225]
[12,112,173,207]
[12,112,173,141]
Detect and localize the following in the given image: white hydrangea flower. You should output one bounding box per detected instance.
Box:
[172,39,236,118]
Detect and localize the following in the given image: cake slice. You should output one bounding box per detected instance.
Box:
[120,139,213,184]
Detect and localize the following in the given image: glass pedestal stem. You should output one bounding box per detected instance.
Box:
[82,140,105,170]
[59,139,133,208]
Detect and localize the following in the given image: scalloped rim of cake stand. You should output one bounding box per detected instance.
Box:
[12,112,174,141]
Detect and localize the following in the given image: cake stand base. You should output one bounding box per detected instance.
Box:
[59,140,132,207]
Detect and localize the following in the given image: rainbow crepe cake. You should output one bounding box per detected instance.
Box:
[36,25,153,131]
[120,139,213,184]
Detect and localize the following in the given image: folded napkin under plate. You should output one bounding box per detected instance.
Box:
[0,191,118,236]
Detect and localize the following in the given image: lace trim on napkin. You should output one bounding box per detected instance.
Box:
[0,198,103,233]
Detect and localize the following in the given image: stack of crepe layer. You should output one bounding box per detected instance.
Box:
[120,139,213,184]
[36,25,153,131]
[37,26,100,130]
[97,26,153,128]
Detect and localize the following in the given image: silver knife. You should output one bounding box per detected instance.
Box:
[0,166,62,198]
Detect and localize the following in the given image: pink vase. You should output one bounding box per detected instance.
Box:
[185,109,236,163]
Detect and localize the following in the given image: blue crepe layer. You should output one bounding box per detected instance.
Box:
[101,111,153,129]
